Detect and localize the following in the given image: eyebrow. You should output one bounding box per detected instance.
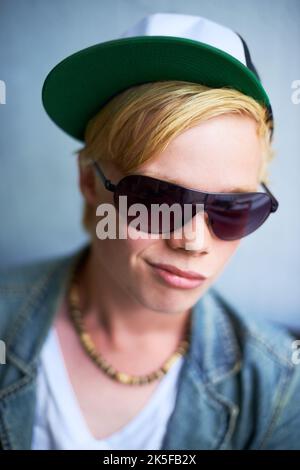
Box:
[138,172,257,193]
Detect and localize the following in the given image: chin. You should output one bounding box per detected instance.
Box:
[136,287,197,315]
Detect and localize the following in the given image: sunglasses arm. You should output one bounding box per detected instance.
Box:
[261,182,279,213]
[92,160,116,192]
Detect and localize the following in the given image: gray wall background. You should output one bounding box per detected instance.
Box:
[0,0,299,329]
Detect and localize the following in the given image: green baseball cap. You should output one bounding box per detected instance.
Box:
[42,12,273,142]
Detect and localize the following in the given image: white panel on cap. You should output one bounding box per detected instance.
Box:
[120,12,246,67]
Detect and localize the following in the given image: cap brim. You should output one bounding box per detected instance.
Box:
[42,36,271,142]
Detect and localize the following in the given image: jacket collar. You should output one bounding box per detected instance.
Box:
[0,243,89,450]
[0,242,242,450]
[4,244,89,372]
[161,289,242,449]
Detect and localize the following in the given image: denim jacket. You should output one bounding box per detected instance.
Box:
[0,242,299,450]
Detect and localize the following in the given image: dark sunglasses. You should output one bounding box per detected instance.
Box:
[92,160,278,241]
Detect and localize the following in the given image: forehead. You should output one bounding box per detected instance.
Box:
[136,114,262,193]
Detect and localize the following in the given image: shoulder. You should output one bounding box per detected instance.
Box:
[208,287,300,449]
[0,254,64,287]
[210,287,296,368]
[0,245,87,340]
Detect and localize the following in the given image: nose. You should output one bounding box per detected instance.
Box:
[165,208,212,253]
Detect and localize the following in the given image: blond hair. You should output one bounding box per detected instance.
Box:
[77,80,275,236]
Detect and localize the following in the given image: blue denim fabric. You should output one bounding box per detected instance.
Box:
[0,242,299,450]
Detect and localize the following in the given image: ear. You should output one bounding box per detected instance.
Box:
[78,158,99,206]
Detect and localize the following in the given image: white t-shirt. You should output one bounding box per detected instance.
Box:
[31,327,185,450]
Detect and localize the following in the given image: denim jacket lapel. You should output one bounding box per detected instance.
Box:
[0,245,88,449]
[160,290,242,450]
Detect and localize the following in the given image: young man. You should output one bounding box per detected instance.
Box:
[0,13,299,450]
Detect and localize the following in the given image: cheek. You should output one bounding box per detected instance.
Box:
[198,238,241,287]
[119,221,164,258]
[125,234,162,271]
[212,239,241,269]
[125,236,155,253]
[95,233,159,275]
[223,239,241,257]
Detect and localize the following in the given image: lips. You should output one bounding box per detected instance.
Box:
[147,262,207,280]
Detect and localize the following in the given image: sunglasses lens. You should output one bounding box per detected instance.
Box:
[115,175,190,234]
[207,193,272,241]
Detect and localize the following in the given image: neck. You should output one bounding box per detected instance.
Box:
[72,243,191,354]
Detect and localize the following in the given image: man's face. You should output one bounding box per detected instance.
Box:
[80,113,262,315]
